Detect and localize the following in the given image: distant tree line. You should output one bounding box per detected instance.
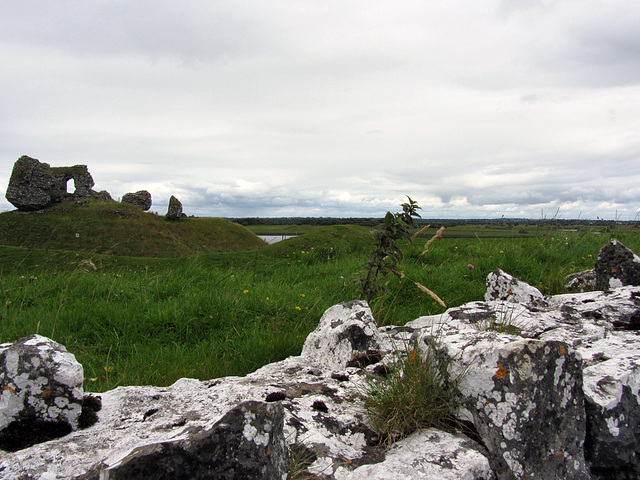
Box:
[230,217,382,227]
[229,216,640,229]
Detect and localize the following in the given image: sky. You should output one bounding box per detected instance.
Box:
[1,1,639,219]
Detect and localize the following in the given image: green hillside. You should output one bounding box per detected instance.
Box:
[0,199,267,257]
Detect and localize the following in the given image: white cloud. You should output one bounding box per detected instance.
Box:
[1,1,639,219]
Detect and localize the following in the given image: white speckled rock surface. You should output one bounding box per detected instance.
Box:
[0,335,83,431]
[1,283,640,479]
[335,429,494,480]
[484,268,545,304]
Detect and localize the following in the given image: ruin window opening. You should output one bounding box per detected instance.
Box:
[66,178,76,194]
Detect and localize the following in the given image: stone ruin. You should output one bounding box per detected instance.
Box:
[1,239,639,479]
[5,156,112,211]
[4,155,186,217]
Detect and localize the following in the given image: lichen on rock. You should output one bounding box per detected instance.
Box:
[0,335,84,451]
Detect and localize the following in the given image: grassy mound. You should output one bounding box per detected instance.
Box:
[0,200,266,257]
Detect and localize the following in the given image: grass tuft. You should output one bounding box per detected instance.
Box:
[359,342,458,444]
[287,444,318,480]
[472,302,527,335]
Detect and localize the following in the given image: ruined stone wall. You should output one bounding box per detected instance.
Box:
[5,156,111,211]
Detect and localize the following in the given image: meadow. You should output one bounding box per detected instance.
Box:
[1,203,638,393]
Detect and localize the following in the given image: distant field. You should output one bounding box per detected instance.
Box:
[245,220,636,239]
[243,224,323,235]
[410,223,614,239]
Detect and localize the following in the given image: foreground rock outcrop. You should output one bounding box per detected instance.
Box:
[0,335,84,452]
[1,271,640,478]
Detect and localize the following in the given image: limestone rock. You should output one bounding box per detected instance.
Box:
[565,239,640,293]
[485,268,545,304]
[543,287,640,477]
[0,378,290,479]
[301,300,389,371]
[595,239,640,290]
[5,155,112,211]
[411,314,589,479]
[84,400,287,480]
[121,190,152,211]
[0,335,84,451]
[464,282,640,478]
[565,268,596,292]
[335,429,494,479]
[165,195,183,221]
[582,345,640,477]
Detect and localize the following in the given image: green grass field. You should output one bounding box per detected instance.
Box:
[1,201,638,392]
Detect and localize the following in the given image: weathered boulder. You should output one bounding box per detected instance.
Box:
[121,190,152,211]
[582,340,640,477]
[336,429,494,480]
[565,295,638,478]
[542,288,640,478]
[434,283,640,479]
[565,268,596,292]
[485,268,545,304]
[0,335,84,451]
[595,239,640,290]
[410,313,589,479]
[165,195,183,221]
[0,377,290,479]
[5,155,111,211]
[85,400,287,480]
[301,300,389,371]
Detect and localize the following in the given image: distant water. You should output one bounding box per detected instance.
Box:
[257,234,299,244]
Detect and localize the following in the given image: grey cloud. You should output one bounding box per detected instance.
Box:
[489,1,640,89]
[171,185,385,218]
[566,4,640,84]
[0,2,274,62]
[546,4,640,87]
[520,94,543,103]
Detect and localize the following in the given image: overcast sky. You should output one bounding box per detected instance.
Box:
[1,1,639,219]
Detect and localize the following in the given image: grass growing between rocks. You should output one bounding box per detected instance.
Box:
[287,444,318,480]
[471,302,528,335]
[0,218,639,392]
[359,342,458,444]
